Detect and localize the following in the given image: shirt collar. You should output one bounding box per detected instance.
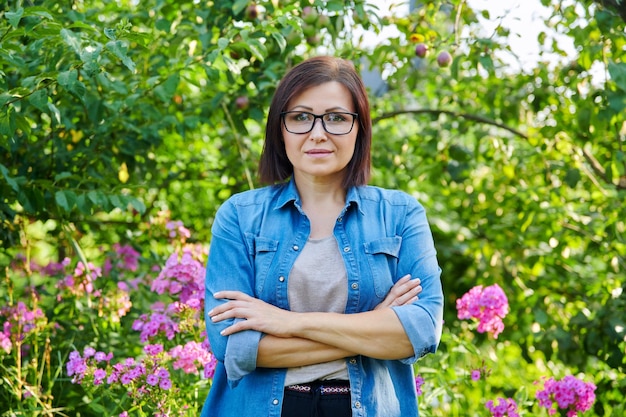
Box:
[274,177,363,215]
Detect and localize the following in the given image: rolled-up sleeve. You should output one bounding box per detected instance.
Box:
[204,200,262,385]
[391,198,444,364]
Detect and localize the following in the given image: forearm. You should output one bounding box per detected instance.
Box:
[257,334,355,368]
[293,308,414,360]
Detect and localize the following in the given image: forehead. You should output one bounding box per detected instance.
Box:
[287,81,354,111]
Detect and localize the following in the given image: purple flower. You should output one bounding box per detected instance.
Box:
[471,369,481,381]
[93,369,107,385]
[159,377,172,390]
[146,374,159,386]
[414,374,425,396]
[486,397,519,417]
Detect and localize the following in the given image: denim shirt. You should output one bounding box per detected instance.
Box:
[201,178,443,417]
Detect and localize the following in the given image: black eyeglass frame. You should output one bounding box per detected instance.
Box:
[280,111,359,135]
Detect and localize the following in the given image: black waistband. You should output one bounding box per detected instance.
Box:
[285,380,350,395]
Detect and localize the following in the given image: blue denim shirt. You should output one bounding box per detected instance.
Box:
[201,178,443,417]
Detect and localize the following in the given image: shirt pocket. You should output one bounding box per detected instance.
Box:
[364,236,402,298]
[245,233,280,295]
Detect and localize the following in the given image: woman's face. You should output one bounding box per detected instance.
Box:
[282,81,358,184]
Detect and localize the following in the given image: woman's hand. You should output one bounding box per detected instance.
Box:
[209,291,298,337]
[374,274,422,310]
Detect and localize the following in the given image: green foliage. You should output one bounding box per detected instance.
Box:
[1,0,625,415]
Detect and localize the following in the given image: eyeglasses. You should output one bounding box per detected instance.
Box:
[281,111,358,135]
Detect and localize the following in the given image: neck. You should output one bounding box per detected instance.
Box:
[293,173,346,208]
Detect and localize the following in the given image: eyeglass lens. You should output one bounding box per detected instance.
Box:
[282,112,356,135]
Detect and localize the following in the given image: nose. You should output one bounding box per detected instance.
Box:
[309,118,327,140]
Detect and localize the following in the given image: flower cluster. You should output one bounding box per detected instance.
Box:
[57,261,103,297]
[456,284,509,338]
[536,375,596,416]
[66,346,113,384]
[60,226,213,416]
[0,301,47,354]
[485,397,519,417]
[103,244,141,276]
[151,247,206,309]
[132,302,180,343]
[169,339,217,379]
[67,345,171,392]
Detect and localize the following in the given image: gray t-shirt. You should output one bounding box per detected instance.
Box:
[284,235,349,386]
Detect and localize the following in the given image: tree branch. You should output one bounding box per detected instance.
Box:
[372,108,528,139]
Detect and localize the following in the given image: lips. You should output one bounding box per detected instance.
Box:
[305,149,332,155]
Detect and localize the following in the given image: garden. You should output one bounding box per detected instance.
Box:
[1,0,625,415]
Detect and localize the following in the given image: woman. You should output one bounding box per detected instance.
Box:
[202,56,443,417]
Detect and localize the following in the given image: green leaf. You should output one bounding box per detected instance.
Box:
[6,7,24,28]
[54,172,73,182]
[80,44,103,77]
[105,40,136,72]
[54,190,77,212]
[23,6,54,20]
[108,194,123,209]
[28,89,49,113]
[0,164,20,192]
[564,168,581,188]
[121,195,146,214]
[271,32,287,53]
[47,102,61,125]
[60,28,82,55]
[57,69,87,101]
[154,73,180,103]
[245,38,267,62]
[608,61,626,92]
[232,0,249,15]
[76,193,92,214]
[0,106,16,138]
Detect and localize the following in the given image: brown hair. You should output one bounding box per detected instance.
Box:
[258,56,372,188]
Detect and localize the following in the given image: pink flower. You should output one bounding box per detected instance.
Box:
[169,341,214,374]
[486,397,519,417]
[535,375,596,416]
[456,284,509,338]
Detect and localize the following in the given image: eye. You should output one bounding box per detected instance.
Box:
[289,112,313,122]
[325,112,348,123]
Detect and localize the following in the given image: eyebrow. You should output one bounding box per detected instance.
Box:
[288,105,353,113]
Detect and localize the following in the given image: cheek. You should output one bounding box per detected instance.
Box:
[283,136,300,162]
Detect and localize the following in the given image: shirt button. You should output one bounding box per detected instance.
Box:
[272,399,279,405]
[293,245,299,251]
[337,217,343,222]
[354,401,361,408]
[279,276,285,282]
[343,246,350,252]
[351,283,358,290]
[349,358,357,364]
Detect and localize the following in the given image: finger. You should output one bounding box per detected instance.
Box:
[395,285,422,305]
[213,290,250,300]
[209,299,249,319]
